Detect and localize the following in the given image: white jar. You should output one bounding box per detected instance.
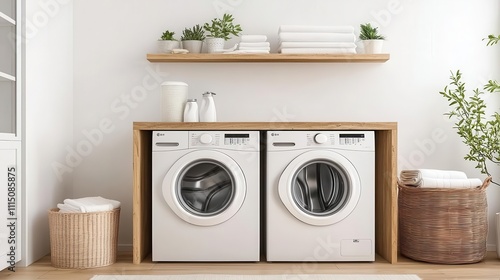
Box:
[183,99,199,122]
[199,92,217,122]
[161,81,188,122]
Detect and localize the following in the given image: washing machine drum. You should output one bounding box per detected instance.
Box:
[279,150,361,226]
[162,150,246,226]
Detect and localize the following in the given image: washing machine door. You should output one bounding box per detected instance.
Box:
[278,150,361,226]
[162,150,246,226]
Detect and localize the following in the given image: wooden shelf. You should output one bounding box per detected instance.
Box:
[133,122,398,264]
[147,53,390,63]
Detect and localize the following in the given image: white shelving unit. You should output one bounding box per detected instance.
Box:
[0,0,20,141]
[0,0,21,270]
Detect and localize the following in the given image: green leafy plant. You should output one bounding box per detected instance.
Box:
[359,23,385,40]
[203,13,242,41]
[440,35,500,184]
[160,30,176,41]
[181,24,206,41]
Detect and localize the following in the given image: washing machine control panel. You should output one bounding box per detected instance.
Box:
[306,132,369,146]
[190,131,259,150]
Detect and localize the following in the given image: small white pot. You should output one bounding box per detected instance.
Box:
[182,40,203,53]
[362,39,384,54]
[205,37,225,53]
[158,40,180,53]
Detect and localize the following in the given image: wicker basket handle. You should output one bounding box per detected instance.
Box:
[479,176,492,190]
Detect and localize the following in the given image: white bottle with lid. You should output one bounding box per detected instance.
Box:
[183,99,199,122]
[199,92,217,122]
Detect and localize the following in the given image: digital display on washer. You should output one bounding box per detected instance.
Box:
[224,133,250,145]
[224,134,250,138]
[339,133,365,145]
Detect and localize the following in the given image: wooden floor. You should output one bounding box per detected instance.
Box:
[0,251,499,280]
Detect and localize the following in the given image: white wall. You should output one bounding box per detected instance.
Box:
[23,0,73,266]
[64,0,500,253]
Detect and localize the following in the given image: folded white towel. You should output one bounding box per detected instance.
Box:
[418,178,483,189]
[57,203,80,213]
[279,25,354,33]
[239,42,270,48]
[279,42,357,49]
[62,196,121,213]
[240,35,268,42]
[280,48,356,54]
[239,46,271,51]
[279,32,356,43]
[400,169,468,186]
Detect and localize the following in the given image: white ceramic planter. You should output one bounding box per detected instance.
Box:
[158,40,180,53]
[205,37,225,53]
[182,40,203,53]
[362,39,384,54]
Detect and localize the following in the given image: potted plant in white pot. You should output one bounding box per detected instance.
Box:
[439,33,500,258]
[181,24,205,53]
[203,13,242,53]
[158,30,180,53]
[359,23,385,54]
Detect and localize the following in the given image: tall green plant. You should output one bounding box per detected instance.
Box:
[440,34,500,184]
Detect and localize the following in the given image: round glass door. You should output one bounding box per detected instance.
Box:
[291,160,350,216]
[178,161,234,216]
[163,150,246,226]
[279,150,361,226]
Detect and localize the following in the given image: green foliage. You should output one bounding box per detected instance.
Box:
[359,23,385,40]
[160,30,176,41]
[439,70,500,177]
[440,34,500,182]
[203,13,242,41]
[181,24,206,41]
[484,34,500,46]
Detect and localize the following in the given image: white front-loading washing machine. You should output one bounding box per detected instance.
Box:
[152,130,260,261]
[266,130,375,262]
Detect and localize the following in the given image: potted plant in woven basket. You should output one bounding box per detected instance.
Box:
[439,33,500,259]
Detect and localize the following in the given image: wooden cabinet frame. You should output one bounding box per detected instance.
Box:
[133,122,398,264]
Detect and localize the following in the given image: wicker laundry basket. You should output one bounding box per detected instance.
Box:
[398,177,490,264]
[48,207,120,269]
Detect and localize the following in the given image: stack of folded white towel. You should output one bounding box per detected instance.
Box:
[278,25,357,54]
[234,35,270,54]
[57,196,121,213]
[399,169,483,189]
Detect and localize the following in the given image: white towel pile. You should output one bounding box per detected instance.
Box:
[233,35,270,54]
[57,196,121,213]
[278,25,357,54]
[399,169,483,189]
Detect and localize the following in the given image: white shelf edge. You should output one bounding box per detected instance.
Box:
[0,11,15,25]
[0,71,15,82]
[0,133,18,141]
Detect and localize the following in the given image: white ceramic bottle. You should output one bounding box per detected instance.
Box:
[199,92,217,122]
[183,99,199,122]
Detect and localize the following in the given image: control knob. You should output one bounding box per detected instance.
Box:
[199,134,213,144]
[314,133,328,144]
